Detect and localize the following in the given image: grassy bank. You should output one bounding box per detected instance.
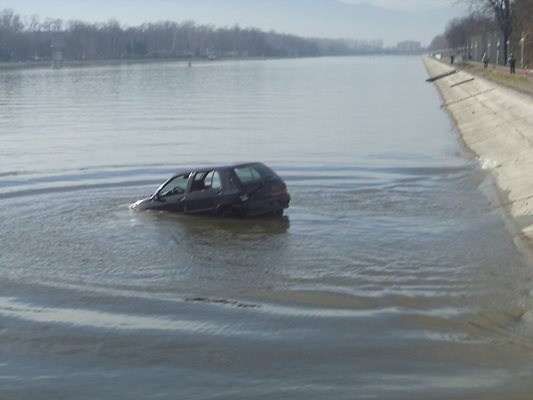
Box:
[456,61,533,96]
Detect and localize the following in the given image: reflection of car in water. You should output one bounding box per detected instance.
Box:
[130,162,290,218]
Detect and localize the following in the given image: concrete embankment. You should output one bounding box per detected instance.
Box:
[424,56,533,255]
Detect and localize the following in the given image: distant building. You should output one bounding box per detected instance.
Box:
[396,41,423,54]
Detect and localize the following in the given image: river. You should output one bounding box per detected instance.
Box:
[1,56,533,399]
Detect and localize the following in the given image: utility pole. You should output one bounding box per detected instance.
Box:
[520,32,525,69]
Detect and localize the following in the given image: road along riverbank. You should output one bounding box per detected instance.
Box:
[424,56,533,256]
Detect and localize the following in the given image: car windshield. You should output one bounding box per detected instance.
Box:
[158,174,189,196]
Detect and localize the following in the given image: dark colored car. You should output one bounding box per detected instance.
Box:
[130,162,290,218]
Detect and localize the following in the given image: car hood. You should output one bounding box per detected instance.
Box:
[129,197,152,211]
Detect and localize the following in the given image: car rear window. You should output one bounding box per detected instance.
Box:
[234,165,263,184]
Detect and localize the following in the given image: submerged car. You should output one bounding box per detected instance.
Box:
[131,162,290,218]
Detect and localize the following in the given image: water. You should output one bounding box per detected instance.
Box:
[1,56,533,399]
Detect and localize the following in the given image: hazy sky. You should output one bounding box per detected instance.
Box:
[0,0,466,46]
[344,0,455,12]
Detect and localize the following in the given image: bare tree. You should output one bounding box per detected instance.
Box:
[444,14,495,49]
[0,9,24,60]
[463,0,512,60]
[512,0,533,65]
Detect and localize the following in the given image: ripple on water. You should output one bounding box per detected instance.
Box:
[2,57,533,399]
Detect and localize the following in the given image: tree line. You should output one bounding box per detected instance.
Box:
[429,0,532,66]
[0,9,388,63]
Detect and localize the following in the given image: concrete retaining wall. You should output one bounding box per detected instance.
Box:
[424,57,533,254]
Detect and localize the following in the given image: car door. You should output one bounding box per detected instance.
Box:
[151,173,190,212]
[183,170,223,214]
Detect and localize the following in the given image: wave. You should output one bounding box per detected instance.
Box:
[0,161,477,202]
[0,179,159,200]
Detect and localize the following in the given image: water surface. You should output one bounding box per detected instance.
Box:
[1,56,533,399]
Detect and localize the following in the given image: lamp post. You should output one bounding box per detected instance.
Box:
[496,40,500,65]
[506,40,510,64]
[520,33,525,68]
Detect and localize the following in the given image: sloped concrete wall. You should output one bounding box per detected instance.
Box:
[424,57,533,255]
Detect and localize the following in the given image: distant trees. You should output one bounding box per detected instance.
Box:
[429,0,533,65]
[443,15,495,49]
[0,9,23,60]
[0,9,389,63]
[462,0,512,60]
[433,0,532,65]
[428,34,449,51]
[511,0,533,63]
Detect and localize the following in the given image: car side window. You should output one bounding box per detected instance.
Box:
[202,170,222,191]
[211,171,222,190]
[191,172,206,192]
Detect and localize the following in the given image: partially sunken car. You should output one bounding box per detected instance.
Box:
[131,162,290,218]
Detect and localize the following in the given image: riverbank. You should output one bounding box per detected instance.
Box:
[0,54,425,72]
[460,61,533,97]
[424,56,533,256]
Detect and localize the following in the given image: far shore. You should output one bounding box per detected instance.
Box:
[0,52,424,72]
[0,57,235,71]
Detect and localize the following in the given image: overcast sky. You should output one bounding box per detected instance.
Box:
[0,0,466,46]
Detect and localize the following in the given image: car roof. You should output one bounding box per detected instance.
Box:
[169,162,265,177]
